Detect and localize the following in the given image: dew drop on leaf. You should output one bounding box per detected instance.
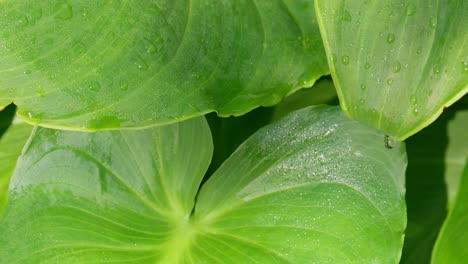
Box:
[384,134,396,149]
[54,2,74,21]
[386,33,395,44]
[18,15,29,27]
[430,17,438,29]
[89,81,101,92]
[386,78,393,85]
[341,55,350,65]
[410,95,417,105]
[406,4,416,16]
[135,56,149,70]
[392,61,401,73]
[413,106,419,115]
[35,88,46,97]
[364,62,371,69]
[360,84,367,90]
[119,80,129,91]
[342,10,352,22]
[462,61,468,74]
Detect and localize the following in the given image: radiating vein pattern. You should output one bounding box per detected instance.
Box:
[0,106,407,263]
[0,117,213,263]
[195,106,407,263]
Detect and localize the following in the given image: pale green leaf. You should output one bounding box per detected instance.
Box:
[0,106,407,263]
[315,0,468,140]
[0,0,327,130]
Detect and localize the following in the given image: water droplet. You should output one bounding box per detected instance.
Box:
[364,62,371,69]
[359,99,366,104]
[433,65,440,74]
[463,61,468,73]
[392,61,401,73]
[54,2,73,21]
[430,17,438,29]
[35,88,46,97]
[416,48,422,55]
[410,95,417,105]
[31,8,43,22]
[360,84,367,90]
[119,80,129,91]
[342,10,352,22]
[89,81,101,92]
[387,33,395,44]
[341,55,350,65]
[24,69,32,75]
[18,15,29,27]
[144,38,158,54]
[406,4,416,16]
[386,78,394,85]
[135,56,148,70]
[384,134,396,149]
[413,106,419,115]
[26,112,43,124]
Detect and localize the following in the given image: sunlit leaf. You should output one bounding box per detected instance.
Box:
[315,0,468,140]
[0,0,327,130]
[0,106,407,263]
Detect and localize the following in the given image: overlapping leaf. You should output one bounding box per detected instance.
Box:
[0,106,407,263]
[315,0,468,140]
[0,118,32,215]
[0,0,327,130]
[432,163,468,263]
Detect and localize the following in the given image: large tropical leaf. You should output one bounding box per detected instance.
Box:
[0,106,407,263]
[315,0,468,140]
[432,162,468,263]
[0,118,32,215]
[0,0,327,130]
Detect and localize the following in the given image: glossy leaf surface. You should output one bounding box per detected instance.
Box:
[315,0,468,140]
[0,0,327,130]
[0,118,32,215]
[0,106,407,263]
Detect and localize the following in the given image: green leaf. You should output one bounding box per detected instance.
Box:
[315,0,468,140]
[0,106,407,263]
[271,76,338,121]
[432,162,468,263]
[401,99,467,263]
[0,0,327,130]
[445,108,468,208]
[0,116,213,263]
[0,118,32,215]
